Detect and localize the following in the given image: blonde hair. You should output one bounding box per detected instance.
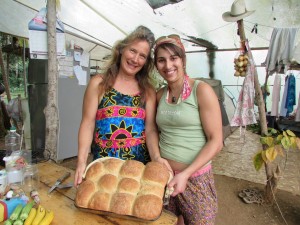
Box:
[102,26,155,103]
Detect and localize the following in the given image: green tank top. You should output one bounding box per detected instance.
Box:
[156,80,207,165]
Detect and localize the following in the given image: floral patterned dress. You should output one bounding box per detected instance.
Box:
[91,88,150,164]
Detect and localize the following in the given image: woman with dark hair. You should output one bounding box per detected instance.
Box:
[153,35,223,225]
[74,26,165,186]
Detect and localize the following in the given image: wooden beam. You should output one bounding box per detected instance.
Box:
[186,47,268,53]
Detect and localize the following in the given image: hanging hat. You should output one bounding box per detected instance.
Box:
[222,0,255,22]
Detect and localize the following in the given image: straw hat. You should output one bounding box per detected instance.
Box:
[222,0,255,22]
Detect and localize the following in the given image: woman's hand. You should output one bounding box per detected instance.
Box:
[168,172,189,197]
[153,156,173,174]
[74,162,86,187]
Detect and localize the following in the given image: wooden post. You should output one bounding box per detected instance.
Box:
[237,20,268,134]
[237,20,276,204]
[45,0,59,161]
[22,39,27,97]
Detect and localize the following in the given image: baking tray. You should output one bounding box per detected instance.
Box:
[74,202,162,223]
[75,157,174,222]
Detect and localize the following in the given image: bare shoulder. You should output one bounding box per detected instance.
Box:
[196,80,218,106]
[89,74,104,87]
[196,80,215,96]
[156,87,165,102]
[84,74,105,100]
[145,85,156,102]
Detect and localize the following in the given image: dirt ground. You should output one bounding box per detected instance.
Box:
[214,174,300,225]
[213,128,300,225]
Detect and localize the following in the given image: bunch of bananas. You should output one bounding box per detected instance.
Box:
[234,53,249,77]
[4,202,54,225]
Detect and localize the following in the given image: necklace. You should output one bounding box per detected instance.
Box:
[169,78,184,104]
[171,96,177,103]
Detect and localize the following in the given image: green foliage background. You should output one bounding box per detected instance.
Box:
[0,33,28,101]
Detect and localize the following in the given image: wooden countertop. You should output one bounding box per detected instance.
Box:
[2,160,177,225]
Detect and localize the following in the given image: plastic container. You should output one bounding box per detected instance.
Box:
[0,169,7,195]
[22,164,39,193]
[0,198,27,222]
[4,126,20,157]
[3,151,25,186]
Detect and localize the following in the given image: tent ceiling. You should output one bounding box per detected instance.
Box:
[1,0,299,60]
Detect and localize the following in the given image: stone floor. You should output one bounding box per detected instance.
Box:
[212,128,300,195]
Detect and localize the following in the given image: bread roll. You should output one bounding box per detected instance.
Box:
[142,161,170,186]
[75,180,96,207]
[88,192,111,211]
[133,194,163,220]
[97,174,118,192]
[85,162,104,182]
[110,193,135,215]
[75,157,170,221]
[118,178,140,194]
[119,160,144,180]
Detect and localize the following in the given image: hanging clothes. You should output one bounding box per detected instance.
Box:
[270,73,281,116]
[295,92,300,122]
[264,28,299,75]
[279,74,296,117]
[279,75,289,117]
[285,74,296,116]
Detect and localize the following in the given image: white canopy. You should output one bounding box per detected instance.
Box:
[1,0,299,62]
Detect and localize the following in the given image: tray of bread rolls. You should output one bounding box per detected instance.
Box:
[75,157,173,222]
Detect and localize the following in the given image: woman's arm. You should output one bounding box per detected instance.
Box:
[74,75,104,187]
[145,87,172,171]
[169,81,223,196]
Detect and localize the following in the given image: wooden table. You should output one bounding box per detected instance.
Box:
[3,161,177,225]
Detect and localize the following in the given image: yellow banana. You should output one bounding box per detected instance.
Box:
[24,207,37,225]
[31,205,46,225]
[38,209,54,225]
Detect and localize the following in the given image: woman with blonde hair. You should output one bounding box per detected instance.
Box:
[74,26,166,186]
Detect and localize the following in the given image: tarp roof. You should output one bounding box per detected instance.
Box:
[1,0,300,61]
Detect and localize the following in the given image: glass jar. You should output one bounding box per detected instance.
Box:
[22,164,39,193]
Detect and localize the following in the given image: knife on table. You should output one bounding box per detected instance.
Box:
[48,172,71,194]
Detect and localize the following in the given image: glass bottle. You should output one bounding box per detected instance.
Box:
[22,164,39,193]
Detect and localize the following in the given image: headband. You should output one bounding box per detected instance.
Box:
[154,35,185,52]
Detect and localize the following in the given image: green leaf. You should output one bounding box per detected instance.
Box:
[281,136,291,149]
[253,152,264,171]
[286,130,296,137]
[270,128,278,135]
[260,137,274,146]
[266,132,272,137]
[265,147,278,162]
[275,134,283,144]
[290,137,297,149]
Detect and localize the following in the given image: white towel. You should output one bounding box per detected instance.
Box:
[265,28,299,75]
[270,73,281,116]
